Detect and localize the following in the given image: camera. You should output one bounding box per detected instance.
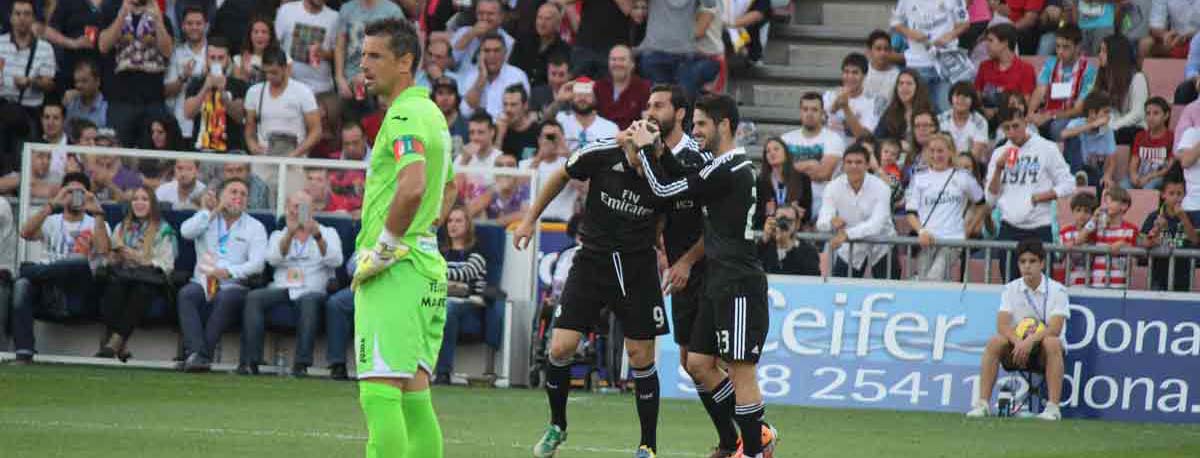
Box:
[298,202,311,224]
[70,189,85,210]
[776,216,793,232]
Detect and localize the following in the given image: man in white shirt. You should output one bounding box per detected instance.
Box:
[164,6,208,142]
[967,239,1068,421]
[238,191,342,377]
[461,32,530,119]
[816,144,897,279]
[1177,127,1200,220]
[520,120,578,221]
[823,53,884,142]
[275,0,338,95]
[0,0,56,175]
[244,48,323,159]
[458,113,505,202]
[985,104,1076,279]
[156,158,207,210]
[783,92,845,218]
[177,177,269,372]
[450,0,516,73]
[555,77,619,152]
[864,29,900,105]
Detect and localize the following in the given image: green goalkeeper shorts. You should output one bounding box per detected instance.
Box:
[354,262,448,379]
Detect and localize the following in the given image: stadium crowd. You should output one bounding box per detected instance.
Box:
[1,0,1200,379]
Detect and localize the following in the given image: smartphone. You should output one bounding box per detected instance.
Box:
[70,189,85,210]
[210,63,222,76]
[298,202,311,224]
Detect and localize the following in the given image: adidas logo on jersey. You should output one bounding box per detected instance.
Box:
[611,163,625,172]
[751,345,761,355]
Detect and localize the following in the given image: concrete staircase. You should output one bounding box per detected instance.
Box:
[736,0,894,148]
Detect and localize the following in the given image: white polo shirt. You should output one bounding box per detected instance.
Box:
[999,274,1070,340]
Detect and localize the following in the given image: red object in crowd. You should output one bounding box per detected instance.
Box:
[1006,147,1019,168]
[975,57,1037,97]
[1003,0,1044,24]
[594,75,651,130]
[362,109,385,142]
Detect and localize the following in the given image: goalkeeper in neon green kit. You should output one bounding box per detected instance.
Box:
[352,18,456,458]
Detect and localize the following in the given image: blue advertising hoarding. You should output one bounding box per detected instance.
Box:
[658,276,1200,423]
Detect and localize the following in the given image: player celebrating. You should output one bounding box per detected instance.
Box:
[634,94,778,458]
[351,18,456,458]
[642,85,740,457]
[514,126,671,457]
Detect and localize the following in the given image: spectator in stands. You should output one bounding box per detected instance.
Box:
[177,178,268,372]
[0,0,55,172]
[629,0,650,46]
[469,154,529,224]
[724,0,770,63]
[531,54,571,114]
[990,0,1046,54]
[825,53,885,142]
[1177,78,1200,138]
[335,0,406,104]
[98,0,174,147]
[986,104,1076,279]
[566,0,635,78]
[1094,35,1147,146]
[302,168,335,212]
[212,0,273,57]
[238,190,341,377]
[432,77,469,146]
[458,113,504,201]
[785,92,846,218]
[63,61,108,129]
[758,204,819,275]
[817,144,898,279]
[496,85,539,160]
[96,185,177,361]
[232,17,278,88]
[1076,185,1138,288]
[509,3,570,88]
[69,118,100,146]
[328,122,368,218]
[1029,24,1097,142]
[157,159,206,210]
[1062,91,1117,185]
[1069,0,1119,55]
[274,0,338,99]
[435,205,489,385]
[45,0,106,101]
[451,0,516,73]
[905,133,985,281]
[974,24,1036,113]
[966,238,1067,420]
[1138,0,1200,59]
[637,0,718,98]
[892,0,970,113]
[876,69,934,142]
[88,152,143,202]
[141,113,188,152]
[11,173,111,364]
[865,30,902,105]
[554,77,620,151]
[1142,175,1198,291]
[1177,125,1200,220]
[941,82,993,163]
[595,45,650,130]
[219,161,273,211]
[416,38,461,93]
[185,36,249,153]
[5,150,58,198]
[324,252,356,380]
[1059,191,1097,286]
[164,6,209,143]
[757,137,814,229]
[905,108,943,178]
[1126,97,1175,189]
[520,120,579,222]
[1176,32,1199,105]
[875,138,907,210]
[244,47,322,158]
[462,32,531,120]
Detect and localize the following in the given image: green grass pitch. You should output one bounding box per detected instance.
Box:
[2,364,1199,457]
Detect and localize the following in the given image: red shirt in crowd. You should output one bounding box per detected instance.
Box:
[595,75,651,130]
[1089,220,1138,289]
[1058,225,1089,286]
[361,110,385,143]
[1130,129,1174,177]
[1004,0,1044,24]
[975,57,1037,97]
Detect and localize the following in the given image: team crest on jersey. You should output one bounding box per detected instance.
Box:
[392,135,425,160]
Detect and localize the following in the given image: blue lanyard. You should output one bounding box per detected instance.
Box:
[1023,280,1048,323]
[290,235,310,259]
[215,216,236,255]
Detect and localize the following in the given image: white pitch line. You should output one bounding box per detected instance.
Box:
[0,419,709,457]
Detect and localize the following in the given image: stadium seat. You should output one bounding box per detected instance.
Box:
[1126,188,1160,231]
[1143,59,1189,101]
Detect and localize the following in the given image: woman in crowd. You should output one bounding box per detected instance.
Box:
[436,206,489,385]
[142,114,188,152]
[876,69,934,141]
[232,17,278,88]
[905,108,941,181]
[938,82,991,164]
[96,186,177,360]
[1095,34,1148,144]
[755,136,813,231]
[904,133,984,281]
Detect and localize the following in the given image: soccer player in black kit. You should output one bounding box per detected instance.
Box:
[514,129,670,458]
[632,94,778,458]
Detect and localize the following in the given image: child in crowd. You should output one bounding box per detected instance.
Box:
[1077,186,1138,289]
[876,138,905,211]
[1061,91,1116,187]
[1126,97,1175,190]
[1058,192,1099,286]
[1141,176,1199,291]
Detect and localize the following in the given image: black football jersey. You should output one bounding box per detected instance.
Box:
[661,135,712,263]
[566,139,668,253]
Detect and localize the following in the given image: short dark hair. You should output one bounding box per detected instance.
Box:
[949,81,979,108]
[1055,23,1083,44]
[1146,96,1171,118]
[800,91,823,106]
[42,101,64,117]
[364,18,422,73]
[207,35,230,51]
[504,84,528,103]
[1107,185,1131,205]
[539,118,562,134]
[468,112,495,129]
[866,29,890,48]
[842,53,869,74]
[985,23,1018,51]
[547,52,570,68]
[843,143,870,162]
[182,5,207,21]
[694,94,739,136]
[1082,91,1112,114]
[1016,238,1046,261]
[996,102,1025,124]
[220,176,249,194]
[262,46,288,67]
[479,31,506,50]
[341,120,364,133]
[11,0,35,10]
[650,83,688,113]
[62,172,92,190]
[1069,192,1099,212]
[74,59,99,77]
[69,118,98,143]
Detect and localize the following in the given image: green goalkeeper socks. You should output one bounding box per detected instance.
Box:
[359,382,408,458]
[402,389,444,458]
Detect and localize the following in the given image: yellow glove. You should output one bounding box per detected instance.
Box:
[351,234,411,291]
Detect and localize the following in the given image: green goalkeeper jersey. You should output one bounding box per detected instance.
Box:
[357,85,454,280]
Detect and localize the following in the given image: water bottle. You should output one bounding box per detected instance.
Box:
[275,348,289,377]
[997,386,1014,418]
